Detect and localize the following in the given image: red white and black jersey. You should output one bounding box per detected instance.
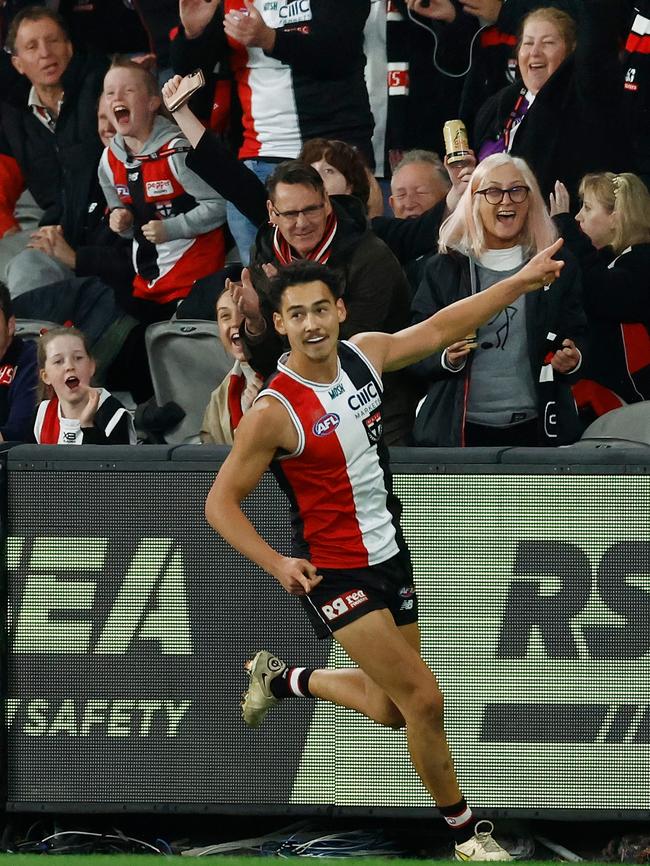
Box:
[101,140,225,304]
[171,1,373,163]
[34,389,137,445]
[98,118,226,305]
[258,340,407,569]
[624,2,650,98]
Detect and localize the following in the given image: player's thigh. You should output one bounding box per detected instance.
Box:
[334,609,437,706]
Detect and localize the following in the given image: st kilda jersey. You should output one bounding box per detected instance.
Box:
[99,117,226,304]
[34,389,137,445]
[171,1,373,163]
[257,340,406,569]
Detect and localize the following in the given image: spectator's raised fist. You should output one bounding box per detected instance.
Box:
[141,219,168,244]
[109,208,133,234]
[460,0,502,25]
[445,150,476,213]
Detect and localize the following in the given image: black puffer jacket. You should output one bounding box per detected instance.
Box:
[474,0,631,205]
[555,212,650,405]
[0,51,108,247]
[409,248,588,446]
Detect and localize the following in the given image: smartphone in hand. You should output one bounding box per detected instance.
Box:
[166,69,206,112]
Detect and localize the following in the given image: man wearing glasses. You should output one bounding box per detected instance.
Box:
[240,162,417,446]
[163,76,417,444]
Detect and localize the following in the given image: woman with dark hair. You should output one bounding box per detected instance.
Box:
[474,1,630,205]
[299,138,371,208]
[410,153,587,447]
[551,172,650,419]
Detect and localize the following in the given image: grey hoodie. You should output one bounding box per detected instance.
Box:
[98,116,225,242]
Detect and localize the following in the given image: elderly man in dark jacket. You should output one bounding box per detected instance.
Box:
[0,6,108,275]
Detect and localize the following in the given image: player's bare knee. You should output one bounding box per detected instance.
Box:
[405,683,445,729]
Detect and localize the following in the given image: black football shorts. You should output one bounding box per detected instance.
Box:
[300,550,418,639]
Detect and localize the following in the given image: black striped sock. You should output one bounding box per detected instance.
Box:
[439,798,474,844]
[269,667,314,699]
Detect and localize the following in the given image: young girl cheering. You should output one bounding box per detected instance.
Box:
[551,172,650,419]
[34,327,136,445]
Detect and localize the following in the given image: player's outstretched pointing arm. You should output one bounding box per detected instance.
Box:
[355,238,565,374]
[205,398,322,596]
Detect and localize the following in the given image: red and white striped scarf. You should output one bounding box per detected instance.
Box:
[272,211,338,266]
[226,361,262,433]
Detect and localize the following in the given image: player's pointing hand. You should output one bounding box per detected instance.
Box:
[274,558,323,595]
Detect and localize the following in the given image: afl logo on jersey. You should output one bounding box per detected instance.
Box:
[313,413,340,437]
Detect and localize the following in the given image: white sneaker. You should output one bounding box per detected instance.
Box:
[241,650,287,728]
[455,821,512,861]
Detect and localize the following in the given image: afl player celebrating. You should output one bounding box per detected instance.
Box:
[206,241,565,861]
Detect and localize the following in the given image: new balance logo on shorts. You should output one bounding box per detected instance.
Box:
[321,589,369,621]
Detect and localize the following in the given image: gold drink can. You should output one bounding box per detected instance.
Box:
[443,119,470,164]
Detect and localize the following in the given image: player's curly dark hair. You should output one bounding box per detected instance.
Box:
[267,261,343,312]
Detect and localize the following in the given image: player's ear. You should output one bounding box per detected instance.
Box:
[336,298,346,323]
[273,311,286,336]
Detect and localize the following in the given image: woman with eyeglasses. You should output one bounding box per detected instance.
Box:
[473,2,630,206]
[409,152,587,447]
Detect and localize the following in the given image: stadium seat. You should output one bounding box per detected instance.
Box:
[580,401,650,446]
[14,319,60,340]
[145,319,232,446]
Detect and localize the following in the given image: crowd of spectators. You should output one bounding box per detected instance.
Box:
[0,0,648,447]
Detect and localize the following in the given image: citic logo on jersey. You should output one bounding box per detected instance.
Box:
[279,0,311,20]
[348,381,379,412]
[313,413,340,437]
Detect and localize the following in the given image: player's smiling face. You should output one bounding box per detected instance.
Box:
[273,280,346,362]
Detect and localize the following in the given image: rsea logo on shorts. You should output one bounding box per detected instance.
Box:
[313,413,340,437]
[321,589,369,621]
